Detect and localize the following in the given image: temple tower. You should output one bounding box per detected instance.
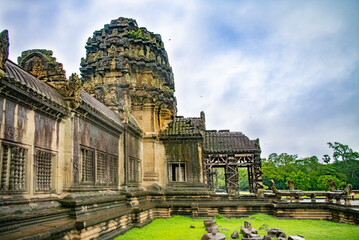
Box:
[80,17,176,186]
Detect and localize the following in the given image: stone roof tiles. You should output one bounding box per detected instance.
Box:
[80,89,123,127]
[160,116,205,137]
[4,60,66,107]
[204,130,260,153]
[2,59,134,133]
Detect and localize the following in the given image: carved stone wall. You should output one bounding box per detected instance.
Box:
[18,49,66,82]
[125,131,142,186]
[0,97,58,195]
[71,116,120,189]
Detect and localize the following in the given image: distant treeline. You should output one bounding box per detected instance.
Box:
[262,142,359,190]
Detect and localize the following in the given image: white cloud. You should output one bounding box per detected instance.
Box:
[1,0,358,159]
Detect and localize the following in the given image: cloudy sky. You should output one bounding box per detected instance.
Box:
[1,0,359,159]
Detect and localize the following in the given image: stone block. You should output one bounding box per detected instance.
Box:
[201,232,226,240]
[231,230,239,239]
[288,236,305,240]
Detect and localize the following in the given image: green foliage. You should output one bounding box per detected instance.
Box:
[213,167,226,191]
[212,167,249,192]
[317,175,343,191]
[328,142,359,162]
[115,214,359,240]
[215,214,224,219]
[322,154,331,164]
[239,168,249,191]
[129,29,148,41]
[263,142,359,190]
[287,170,311,190]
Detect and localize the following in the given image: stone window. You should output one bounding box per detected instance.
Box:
[128,156,140,183]
[81,147,95,183]
[81,147,118,186]
[109,154,118,185]
[169,163,186,182]
[96,151,107,184]
[0,143,27,192]
[34,149,54,192]
[97,152,118,185]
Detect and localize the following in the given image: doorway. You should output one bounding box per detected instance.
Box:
[212,167,226,193]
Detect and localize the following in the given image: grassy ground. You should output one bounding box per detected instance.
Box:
[114,214,359,240]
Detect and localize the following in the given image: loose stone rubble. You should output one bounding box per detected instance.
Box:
[239,221,305,240]
[201,219,305,240]
[201,220,225,240]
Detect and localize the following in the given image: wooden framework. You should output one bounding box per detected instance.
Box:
[203,153,263,193]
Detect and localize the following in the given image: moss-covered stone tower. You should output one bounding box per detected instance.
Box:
[81,17,177,185]
[80,17,176,129]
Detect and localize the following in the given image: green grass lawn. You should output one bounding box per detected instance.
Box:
[114,214,359,240]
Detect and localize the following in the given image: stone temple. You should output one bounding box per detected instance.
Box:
[0,18,356,239]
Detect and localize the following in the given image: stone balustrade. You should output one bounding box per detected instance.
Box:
[264,190,352,206]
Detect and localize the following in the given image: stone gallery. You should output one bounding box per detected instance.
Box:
[0,18,357,239]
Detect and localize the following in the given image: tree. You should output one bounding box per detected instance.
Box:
[268,153,298,166]
[287,170,311,191]
[322,154,331,164]
[317,175,343,191]
[327,142,359,162]
[238,168,249,191]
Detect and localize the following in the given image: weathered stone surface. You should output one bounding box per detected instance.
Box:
[263,236,272,240]
[80,17,176,121]
[204,220,217,228]
[249,233,260,238]
[0,29,9,76]
[231,230,239,239]
[241,226,258,238]
[244,221,252,228]
[327,178,337,192]
[288,236,305,240]
[207,226,220,233]
[270,179,279,193]
[18,49,67,82]
[267,228,286,238]
[286,179,295,190]
[201,232,226,240]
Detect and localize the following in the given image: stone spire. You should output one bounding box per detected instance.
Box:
[0,30,9,77]
[80,17,176,128]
